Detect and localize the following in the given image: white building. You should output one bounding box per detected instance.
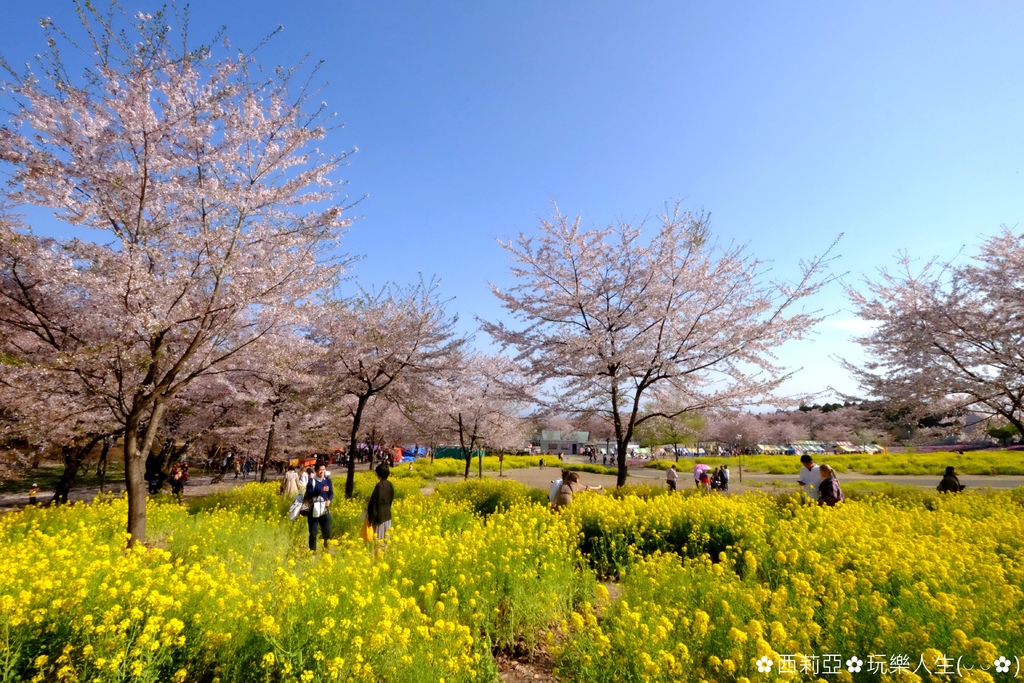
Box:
[531,430,590,456]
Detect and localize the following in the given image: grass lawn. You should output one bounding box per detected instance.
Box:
[0,461,126,495]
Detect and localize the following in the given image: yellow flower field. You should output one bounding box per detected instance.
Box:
[0,480,592,683]
[0,478,1022,682]
[556,489,1024,682]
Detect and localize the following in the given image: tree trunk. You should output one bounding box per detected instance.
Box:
[345,394,369,499]
[616,438,628,487]
[96,437,111,492]
[52,434,104,505]
[123,413,147,546]
[610,384,629,487]
[261,406,282,484]
[460,413,471,480]
[124,400,168,546]
[613,417,631,488]
[367,425,379,471]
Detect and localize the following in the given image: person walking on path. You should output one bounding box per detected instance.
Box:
[299,466,313,489]
[817,464,845,506]
[169,466,186,503]
[280,466,301,498]
[666,465,678,491]
[305,463,334,551]
[937,466,967,493]
[797,454,821,501]
[366,463,395,541]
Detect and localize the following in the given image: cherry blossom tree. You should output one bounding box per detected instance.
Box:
[633,405,705,459]
[0,218,124,499]
[484,203,837,486]
[704,411,764,452]
[847,230,1024,437]
[426,351,532,479]
[758,412,809,445]
[312,279,462,498]
[0,7,350,542]
[358,398,417,467]
[217,329,323,481]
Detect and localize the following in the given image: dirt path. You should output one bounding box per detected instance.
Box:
[437,463,1024,496]
[0,473,263,510]
[7,460,1021,510]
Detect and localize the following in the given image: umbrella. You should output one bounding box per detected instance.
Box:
[693,463,711,476]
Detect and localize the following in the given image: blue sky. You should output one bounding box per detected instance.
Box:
[3,1,1023,402]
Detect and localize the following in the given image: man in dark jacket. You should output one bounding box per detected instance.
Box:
[306,463,334,550]
[936,466,966,493]
[366,463,395,541]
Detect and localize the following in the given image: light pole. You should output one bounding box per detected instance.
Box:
[736,433,743,483]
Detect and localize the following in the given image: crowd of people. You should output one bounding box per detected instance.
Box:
[208,452,261,482]
[274,452,972,549]
[132,443,973,551]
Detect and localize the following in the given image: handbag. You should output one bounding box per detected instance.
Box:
[288,493,310,521]
[359,517,374,542]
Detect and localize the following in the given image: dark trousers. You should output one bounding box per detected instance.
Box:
[668,480,677,491]
[308,512,332,550]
